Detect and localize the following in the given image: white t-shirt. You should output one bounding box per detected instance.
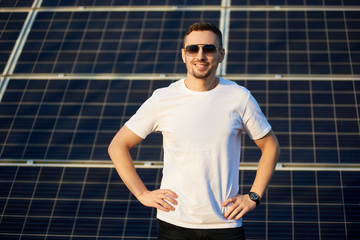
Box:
[125,77,271,229]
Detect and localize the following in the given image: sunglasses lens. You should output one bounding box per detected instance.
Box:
[186,45,200,54]
[203,45,217,54]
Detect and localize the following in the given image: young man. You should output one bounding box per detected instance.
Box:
[108,22,280,239]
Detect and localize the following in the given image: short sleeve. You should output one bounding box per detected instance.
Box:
[125,91,159,139]
[242,92,272,140]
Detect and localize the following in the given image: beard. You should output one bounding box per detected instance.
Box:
[188,61,218,80]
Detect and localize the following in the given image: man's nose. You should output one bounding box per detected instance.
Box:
[195,46,206,59]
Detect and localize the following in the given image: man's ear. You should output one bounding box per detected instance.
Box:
[219,48,225,63]
[181,48,186,63]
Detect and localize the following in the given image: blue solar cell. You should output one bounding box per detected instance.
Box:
[34,182,59,198]
[4,198,30,216]
[315,134,338,148]
[99,218,125,236]
[82,183,107,199]
[77,200,103,217]
[73,218,100,235]
[317,171,341,186]
[68,146,93,159]
[319,188,343,203]
[81,105,102,116]
[53,118,76,130]
[313,106,335,118]
[314,120,336,132]
[292,149,315,163]
[0,216,25,234]
[103,105,124,117]
[294,204,319,222]
[267,187,292,204]
[291,120,312,132]
[57,183,82,198]
[268,204,292,221]
[313,93,333,104]
[336,106,357,118]
[293,171,316,185]
[28,131,52,144]
[45,145,70,159]
[289,106,310,118]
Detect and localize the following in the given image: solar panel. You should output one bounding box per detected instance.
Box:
[0,166,359,239]
[14,11,220,74]
[1,78,359,164]
[0,79,172,161]
[227,10,360,74]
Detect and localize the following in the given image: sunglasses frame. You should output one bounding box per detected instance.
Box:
[184,44,220,57]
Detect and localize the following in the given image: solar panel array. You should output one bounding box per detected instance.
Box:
[0,0,359,239]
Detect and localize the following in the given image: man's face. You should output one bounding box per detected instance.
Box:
[182,30,225,80]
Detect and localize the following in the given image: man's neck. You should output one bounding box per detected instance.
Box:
[184,76,219,92]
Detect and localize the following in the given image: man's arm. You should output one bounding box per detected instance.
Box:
[108,125,178,212]
[222,130,280,220]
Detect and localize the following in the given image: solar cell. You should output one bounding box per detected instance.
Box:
[0,0,33,7]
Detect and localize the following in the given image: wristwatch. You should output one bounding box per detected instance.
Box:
[248,192,261,206]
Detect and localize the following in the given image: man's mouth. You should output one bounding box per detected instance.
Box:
[194,63,209,70]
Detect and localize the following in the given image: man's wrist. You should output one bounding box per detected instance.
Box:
[248,192,261,206]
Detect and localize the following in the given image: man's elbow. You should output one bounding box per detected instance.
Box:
[107,134,127,159]
[271,133,280,162]
[274,143,280,162]
[107,139,118,160]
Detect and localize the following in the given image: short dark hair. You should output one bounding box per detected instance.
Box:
[184,22,223,47]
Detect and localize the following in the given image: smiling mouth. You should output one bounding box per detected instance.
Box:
[194,63,209,69]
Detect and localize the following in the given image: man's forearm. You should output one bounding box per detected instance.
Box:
[108,143,148,198]
[250,130,280,198]
[108,126,178,212]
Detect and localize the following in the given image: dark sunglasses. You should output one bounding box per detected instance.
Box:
[184,44,219,57]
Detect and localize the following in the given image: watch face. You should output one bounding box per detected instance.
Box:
[250,192,259,200]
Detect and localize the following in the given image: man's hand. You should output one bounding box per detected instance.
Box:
[137,189,178,212]
[222,194,257,220]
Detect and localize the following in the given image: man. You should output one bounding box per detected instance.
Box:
[108,22,280,239]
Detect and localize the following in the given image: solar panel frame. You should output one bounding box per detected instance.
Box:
[40,0,223,7]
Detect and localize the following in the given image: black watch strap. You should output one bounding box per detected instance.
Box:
[248,192,261,206]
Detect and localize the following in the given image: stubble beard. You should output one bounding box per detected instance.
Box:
[189,61,217,80]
